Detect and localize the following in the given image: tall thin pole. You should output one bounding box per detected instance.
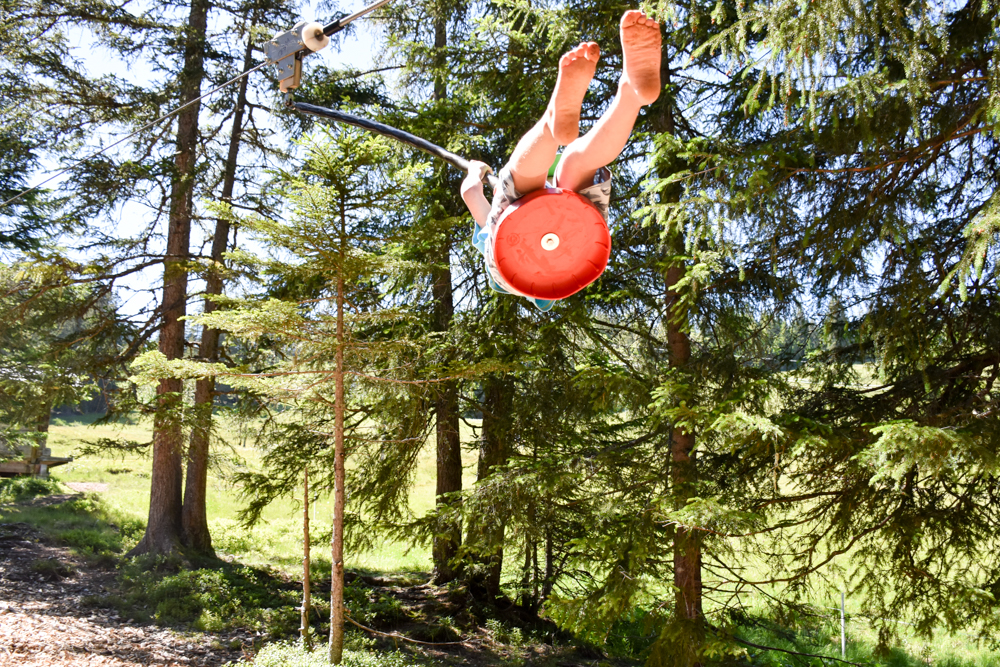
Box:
[301,467,312,648]
[840,591,846,658]
[329,202,347,664]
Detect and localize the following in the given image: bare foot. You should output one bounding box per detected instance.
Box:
[620,10,662,105]
[546,41,600,144]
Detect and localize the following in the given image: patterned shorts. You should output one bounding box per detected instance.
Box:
[480,165,612,299]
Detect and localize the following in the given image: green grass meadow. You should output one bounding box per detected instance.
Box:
[42,414,481,573]
[2,414,995,667]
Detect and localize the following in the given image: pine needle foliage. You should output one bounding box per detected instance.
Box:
[0,262,126,437]
[134,126,440,549]
[625,0,1000,654]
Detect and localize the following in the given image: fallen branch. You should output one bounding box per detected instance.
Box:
[345,615,466,646]
[727,634,871,667]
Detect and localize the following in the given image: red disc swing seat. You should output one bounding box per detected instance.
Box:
[492,187,612,301]
[287,103,612,302]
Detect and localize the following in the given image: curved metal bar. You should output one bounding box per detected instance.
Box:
[292,102,500,189]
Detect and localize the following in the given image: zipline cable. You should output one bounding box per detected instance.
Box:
[0,61,271,212]
[1,0,395,213]
[321,0,393,35]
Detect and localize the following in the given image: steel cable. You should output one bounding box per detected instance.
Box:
[0,60,270,211]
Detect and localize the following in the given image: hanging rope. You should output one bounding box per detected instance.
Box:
[292,102,500,189]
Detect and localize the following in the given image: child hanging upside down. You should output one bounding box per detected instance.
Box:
[461,9,662,311]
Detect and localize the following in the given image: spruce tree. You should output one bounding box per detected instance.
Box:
[138,123,434,660]
[680,0,1000,645]
[0,264,125,443]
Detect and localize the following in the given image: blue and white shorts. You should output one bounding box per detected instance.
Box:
[471,165,612,311]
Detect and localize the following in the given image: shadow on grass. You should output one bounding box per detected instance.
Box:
[0,481,300,637]
[7,480,992,667]
[714,611,998,667]
[0,481,144,568]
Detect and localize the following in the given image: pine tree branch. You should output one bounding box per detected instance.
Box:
[344,615,465,646]
[724,632,870,667]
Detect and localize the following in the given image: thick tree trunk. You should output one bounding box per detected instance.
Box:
[182,372,215,554]
[181,29,253,556]
[667,255,703,658]
[432,270,463,584]
[132,0,208,557]
[35,398,52,445]
[655,63,704,666]
[429,15,463,585]
[329,207,347,664]
[431,251,461,583]
[468,374,512,599]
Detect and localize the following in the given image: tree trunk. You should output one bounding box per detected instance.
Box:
[302,467,312,649]
[181,27,254,556]
[432,269,463,584]
[329,206,347,664]
[35,398,53,477]
[542,529,554,601]
[35,397,52,446]
[655,63,704,666]
[468,373,512,599]
[429,14,464,586]
[132,0,209,557]
[667,252,703,664]
[520,535,533,609]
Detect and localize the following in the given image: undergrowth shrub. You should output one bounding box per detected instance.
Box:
[210,517,298,561]
[485,618,526,646]
[0,476,61,502]
[52,496,143,556]
[30,557,75,580]
[344,581,411,628]
[210,518,258,554]
[604,605,661,658]
[110,559,299,635]
[236,639,416,667]
[0,489,142,562]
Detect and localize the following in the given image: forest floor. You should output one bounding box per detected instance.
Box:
[0,499,252,667]
[0,488,609,667]
[8,418,994,667]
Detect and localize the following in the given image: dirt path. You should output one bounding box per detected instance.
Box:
[0,521,249,667]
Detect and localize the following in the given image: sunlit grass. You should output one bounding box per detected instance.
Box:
[722,599,1000,667]
[45,413,481,573]
[37,415,1000,666]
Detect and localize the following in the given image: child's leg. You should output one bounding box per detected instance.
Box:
[507,42,600,195]
[555,10,661,193]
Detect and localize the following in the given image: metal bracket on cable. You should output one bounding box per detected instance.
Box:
[264,0,394,93]
[271,0,501,190]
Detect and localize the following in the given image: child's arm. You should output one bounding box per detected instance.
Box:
[460,161,492,227]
